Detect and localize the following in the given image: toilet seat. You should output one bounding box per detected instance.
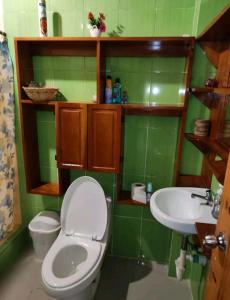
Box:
[42,235,102,289]
[61,176,108,241]
[42,176,108,293]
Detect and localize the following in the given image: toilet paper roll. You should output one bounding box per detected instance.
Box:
[131,183,146,199]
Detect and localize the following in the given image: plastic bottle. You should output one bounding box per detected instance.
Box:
[212,183,223,219]
[112,78,122,103]
[105,76,113,104]
[38,0,48,37]
[146,182,153,203]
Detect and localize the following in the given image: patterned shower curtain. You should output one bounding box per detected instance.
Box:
[0,40,18,241]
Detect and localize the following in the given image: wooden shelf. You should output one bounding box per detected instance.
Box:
[206,159,227,185]
[197,6,230,42]
[195,222,216,258]
[122,103,184,116]
[190,87,230,109]
[119,190,148,207]
[185,133,229,161]
[30,183,62,196]
[15,36,195,57]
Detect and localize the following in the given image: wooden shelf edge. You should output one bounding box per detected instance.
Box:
[185,133,229,161]
[190,87,229,109]
[195,222,216,258]
[29,183,62,196]
[190,87,230,95]
[206,159,227,185]
[118,191,148,207]
[122,103,184,116]
[197,5,230,42]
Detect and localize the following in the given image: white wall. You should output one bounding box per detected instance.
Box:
[0,0,4,31]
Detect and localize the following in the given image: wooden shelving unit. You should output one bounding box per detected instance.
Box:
[14,36,195,197]
[176,6,230,188]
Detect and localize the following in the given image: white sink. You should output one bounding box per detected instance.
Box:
[150,187,217,234]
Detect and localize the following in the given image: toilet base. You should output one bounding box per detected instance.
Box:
[57,272,101,300]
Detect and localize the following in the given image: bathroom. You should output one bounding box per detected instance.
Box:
[0,0,230,299]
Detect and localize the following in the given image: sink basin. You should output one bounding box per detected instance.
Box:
[150,187,217,234]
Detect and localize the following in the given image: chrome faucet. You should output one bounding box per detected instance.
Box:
[211,185,223,219]
[191,189,213,206]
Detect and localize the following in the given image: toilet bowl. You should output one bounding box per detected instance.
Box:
[41,176,111,300]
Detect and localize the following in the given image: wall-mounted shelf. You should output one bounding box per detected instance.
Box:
[185,133,228,185]
[30,183,61,196]
[190,87,230,109]
[185,133,228,161]
[205,159,226,185]
[197,6,230,42]
[119,191,148,207]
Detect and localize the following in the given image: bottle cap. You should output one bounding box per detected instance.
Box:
[146,182,153,193]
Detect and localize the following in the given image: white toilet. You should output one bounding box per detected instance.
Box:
[41,176,111,300]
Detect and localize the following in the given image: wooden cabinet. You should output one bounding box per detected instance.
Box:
[56,103,122,173]
[56,103,87,169]
[88,104,122,173]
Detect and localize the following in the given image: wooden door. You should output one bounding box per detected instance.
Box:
[204,154,230,300]
[87,104,122,173]
[56,103,87,169]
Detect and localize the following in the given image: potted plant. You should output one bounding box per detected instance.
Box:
[88,12,106,37]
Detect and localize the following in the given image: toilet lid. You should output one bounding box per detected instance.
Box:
[61,176,107,241]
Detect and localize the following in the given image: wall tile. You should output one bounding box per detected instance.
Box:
[113,216,141,258]
[141,219,172,263]
[114,204,142,218]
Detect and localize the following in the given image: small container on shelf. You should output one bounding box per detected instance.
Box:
[204,78,218,88]
[112,78,122,104]
[105,75,113,104]
[194,119,211,137]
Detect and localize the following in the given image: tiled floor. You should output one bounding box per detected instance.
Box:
[0,248,192,300]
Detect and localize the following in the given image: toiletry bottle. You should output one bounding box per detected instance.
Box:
[38,0,48,37]
[122,90,128,104]
[105,75,113,104]
[212,183,223,219]
[112,78,122,103]
[146,182,153,203]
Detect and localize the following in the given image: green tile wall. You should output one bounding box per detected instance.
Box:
[1,2,229,299]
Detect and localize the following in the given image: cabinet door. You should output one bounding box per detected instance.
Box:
[87,104,122,173]
[56,103,87,169]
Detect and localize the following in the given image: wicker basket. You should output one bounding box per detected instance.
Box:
[23,87,59,102]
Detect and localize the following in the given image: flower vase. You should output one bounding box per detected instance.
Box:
[89,25,101,37]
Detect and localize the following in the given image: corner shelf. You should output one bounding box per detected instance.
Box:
[185,133,228,185]
[205,159,226,185]
[185,133,229,161]
[190,87,230,109]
